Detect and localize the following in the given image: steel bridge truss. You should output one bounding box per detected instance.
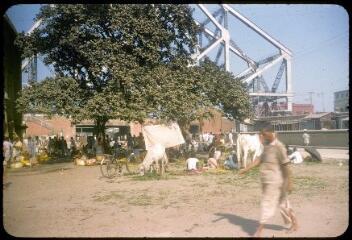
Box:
[191,4,293,117]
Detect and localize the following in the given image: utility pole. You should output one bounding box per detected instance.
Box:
[317,92,325,112]
[307,91,314,105]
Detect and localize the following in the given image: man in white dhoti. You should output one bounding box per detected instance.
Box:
[239,127,298,237]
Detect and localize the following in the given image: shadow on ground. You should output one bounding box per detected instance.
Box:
[6,164,75,176]
[214,212,286,236]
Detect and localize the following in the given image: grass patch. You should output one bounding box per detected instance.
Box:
[92,191,125,202]
[216,176,235,185]
[168,170,188,176]
[202,168,232,176]
[123,172,137,176]
[127,193,153,206]
[130,172,177,181]
[192,182,208,188]
[294,176,327,193]
[239,166,260,180]
[303,160,321,165]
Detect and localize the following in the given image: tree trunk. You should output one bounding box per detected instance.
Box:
[178,119,191,139]
[94,117,108,145]
[199,117,204,134]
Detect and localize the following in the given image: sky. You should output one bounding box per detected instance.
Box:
[5,4,349,112]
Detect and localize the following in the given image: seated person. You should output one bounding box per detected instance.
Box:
[289,147,303,164]
[206,157,218,169]
[186,155,199,172]
[224,150,238,169]
[208,146,221,161]
[285,144,293,155]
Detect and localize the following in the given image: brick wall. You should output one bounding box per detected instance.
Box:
[25,113,235,139]
[24,115,75,140]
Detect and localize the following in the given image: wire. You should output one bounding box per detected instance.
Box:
[294,31,348,58]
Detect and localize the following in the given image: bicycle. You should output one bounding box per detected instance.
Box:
[99,149,147,179]
[99,154,130,179]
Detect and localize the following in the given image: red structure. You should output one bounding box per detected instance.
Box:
[279,102,314,115]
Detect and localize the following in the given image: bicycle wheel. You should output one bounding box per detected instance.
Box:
[117,158,130,174]
[100,158,119,178]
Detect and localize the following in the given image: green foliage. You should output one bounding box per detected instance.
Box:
[16,4,252,136]
[197,58,253,121]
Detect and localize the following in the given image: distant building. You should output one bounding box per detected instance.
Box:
[190,109,235,134]
[333,112,349,129]
[292,103,314,115]
[254,115,307,131]
[254,112,336,131]
[300,112,335,130]
[278,102,314,115]
[334,90,349,112]
[23,114,75,139]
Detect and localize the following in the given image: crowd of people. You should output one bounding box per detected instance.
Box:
[183,130,239,173]
[2,135,79,165]
[2,132,148,167]
[3,128,307,171]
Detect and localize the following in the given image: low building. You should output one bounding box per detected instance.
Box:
[254,115,307,131]
[254,112,337,131]
[301,112,335,130]
[333,112,349,129]
[334,90,349,112]
[190,109,235,134]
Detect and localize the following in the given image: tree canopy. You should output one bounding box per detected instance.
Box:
[16,4,252,138]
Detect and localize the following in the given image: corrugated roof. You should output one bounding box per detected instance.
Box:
[77,119,129,126]
[304,112,331,119]
[255,114,307,121]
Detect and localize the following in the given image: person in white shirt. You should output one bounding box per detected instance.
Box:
[289,147,303,164]
[191,139,199,152]
[228,132,233,146]
[302,129,310,146]
[186,157,199,171]
[3,137,13,166]
[203,132,209,143]
[208,133,214,146]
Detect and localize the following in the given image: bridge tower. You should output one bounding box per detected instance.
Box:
[191,4,293,117]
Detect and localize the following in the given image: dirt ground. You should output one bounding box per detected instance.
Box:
[3,157,349,238]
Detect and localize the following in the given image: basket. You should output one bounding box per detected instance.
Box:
[85,158,96,166]
[75,159,86,166]
[20,159,31,166]
[11,162,23,168]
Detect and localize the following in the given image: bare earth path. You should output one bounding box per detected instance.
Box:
[3,158,348,238]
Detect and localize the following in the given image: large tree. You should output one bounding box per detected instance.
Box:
[16,4,252,140]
